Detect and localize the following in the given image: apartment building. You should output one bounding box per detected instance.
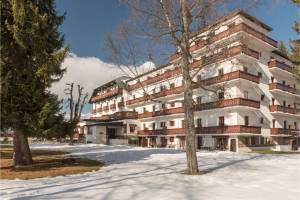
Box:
[85,10,299,152]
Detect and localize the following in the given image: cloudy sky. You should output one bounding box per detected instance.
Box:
[53,0,298,114]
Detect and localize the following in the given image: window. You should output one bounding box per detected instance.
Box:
[271,77,274,83]
[260,117,264,124]
[152,105,156,111]
[160,121,166,128]
[170,102,175,107]
[143,124,147,130]
[283,100,286,107]
[218,92,224,100]
[197,118,202,127]
[218,69,224,75]
[272,98,275,105]
[258,72,262,78]
[197,96,202,104]
[284,120,287,129]
[197,75,202,82]
[143,107,147,113]
[162,103,166,109]
[261,94,265,101]
[294,122,298,129]
[282,80,286,85]
[243,91,248,99]
[243,67,248,73]
[272,119,276,128]
[170,137,174,142]
[244,116,249,126]
[87,127,93,135]
[129,124,136,133]
[133,95,136,100]
[170,83,175,88]
[152,123,156,130]
[219,116,225,126]
[169,121,175,126]
[228,23,235,28]
[182,120,186,128]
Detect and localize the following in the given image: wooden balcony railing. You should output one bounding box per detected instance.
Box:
[90,88,123,103]
[90,111,138,121]
[138,98,259,119]
[111,111,138,120]
[127,70,259,106]
[195,98,260,111]
[197,125,261,134]
[269,105,297,114]
[170,22,274,61]
[269,83,298,94]
[118,101,125,108]
[103,106,109,111]
[268,59,293,73]
[200,70,259,86]
[137,125,261,136]
[96,107,102,112]
[270,128,299,135]
[110,104,116,110]
[129,45,259,91]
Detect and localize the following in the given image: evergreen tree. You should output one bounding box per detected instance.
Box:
[290,0,300,78]
[278,41,288,57]
[1,0,68,166]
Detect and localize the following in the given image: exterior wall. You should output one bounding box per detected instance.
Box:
[86,12,300,151]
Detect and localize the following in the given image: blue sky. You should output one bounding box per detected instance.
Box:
[56,0,299,59]
[53,0,299,114]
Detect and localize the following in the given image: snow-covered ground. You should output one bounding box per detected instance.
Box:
[1,144,300,200]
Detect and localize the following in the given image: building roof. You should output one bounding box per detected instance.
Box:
[85,121,124,127]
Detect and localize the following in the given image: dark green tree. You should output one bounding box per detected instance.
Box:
[1,0,68,166]
[290,0,300,78]
[278,41,288,57]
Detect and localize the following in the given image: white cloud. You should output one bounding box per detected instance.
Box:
[50,53,155,100]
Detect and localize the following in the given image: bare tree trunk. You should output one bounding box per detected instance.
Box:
[13,129,33,167]
[181,0,199,175]
[69,134,74,145]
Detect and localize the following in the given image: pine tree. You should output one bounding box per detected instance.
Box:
[290,0,300,78]
[278,41,288,57]
[1,0,68,166]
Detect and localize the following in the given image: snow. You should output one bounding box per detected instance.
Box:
[1,144,300,200]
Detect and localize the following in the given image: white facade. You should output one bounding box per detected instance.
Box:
[87,11,300,151]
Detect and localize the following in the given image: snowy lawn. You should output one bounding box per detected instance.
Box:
[1,144,299,200]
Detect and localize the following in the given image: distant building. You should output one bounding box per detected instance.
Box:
[84,10,300,152]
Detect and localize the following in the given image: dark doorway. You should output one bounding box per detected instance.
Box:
[230,139,237,152]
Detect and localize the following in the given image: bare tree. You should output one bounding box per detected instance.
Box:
[106,0,262,174]
[64,83,88,145]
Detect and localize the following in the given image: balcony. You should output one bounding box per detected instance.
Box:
[269,83,298,95]
[111,111,138,120]
[268,59,293,74]
[196,125,261,134]
[118,101,125,108]
[127,71,259,106]
[137,125,261,136]
[130,45,259,91]
[195,98,260,111]
[90,88,122,102]
[269,105,298,115]
[172,23,276,60]
[270,128,299,135]
[137,98,259,119]
[199,70,259,86]
[110,104,116,110]
[138,107,184,119]
[103,106,109,111]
